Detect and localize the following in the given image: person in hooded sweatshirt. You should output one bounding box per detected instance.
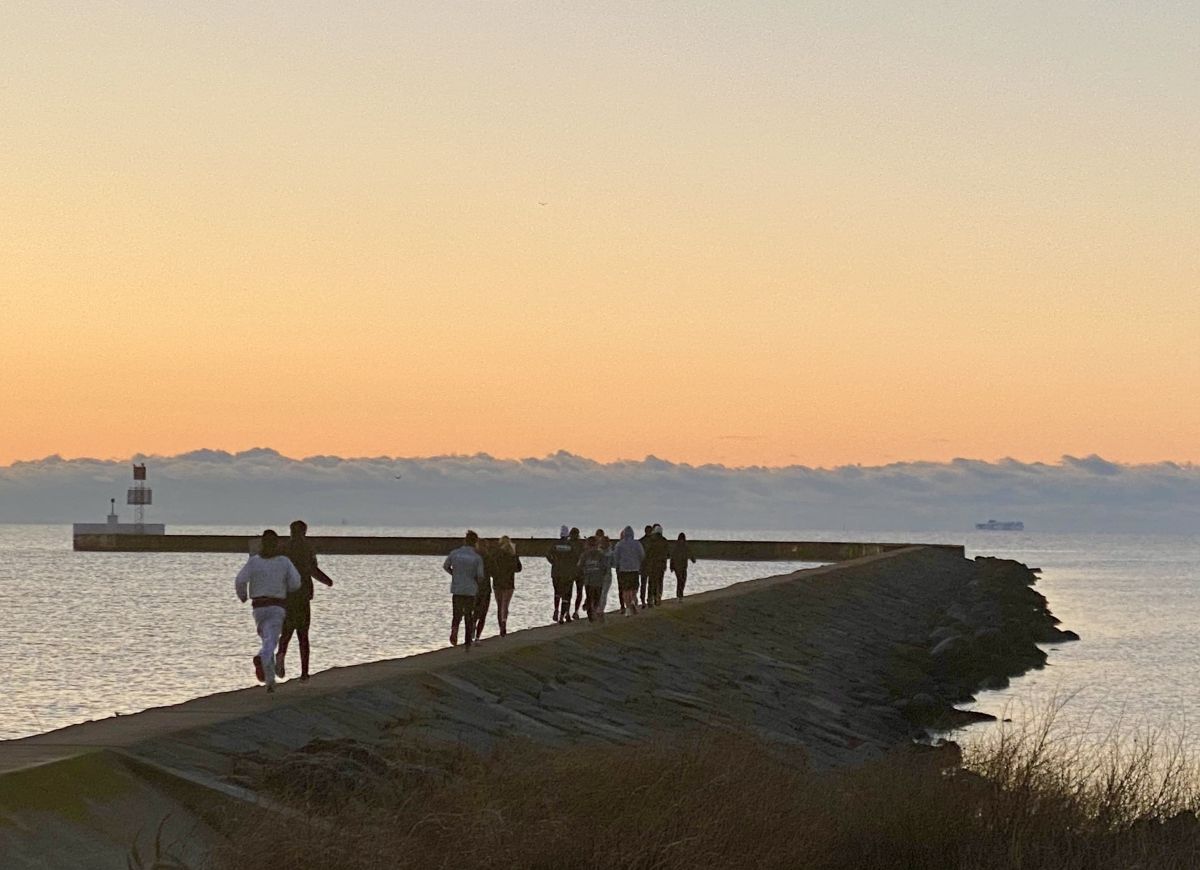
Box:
[235,529,301,693]
[644,524,670,606]
[612,526,645,615]
[670,531,697,598]
[443,530,486,648]
[546,525,577,623]
[578,535,610,622]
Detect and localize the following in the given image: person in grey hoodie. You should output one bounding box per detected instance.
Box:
[443,530,487,648]
[612,526,645,615]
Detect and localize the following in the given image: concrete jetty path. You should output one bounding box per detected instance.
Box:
[0,546,1069,868]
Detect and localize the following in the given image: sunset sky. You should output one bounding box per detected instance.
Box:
[3,2,1196,468]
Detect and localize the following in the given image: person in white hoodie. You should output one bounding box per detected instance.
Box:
[235,529,302,692]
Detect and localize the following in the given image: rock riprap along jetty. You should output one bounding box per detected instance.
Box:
[0,546,1073,868]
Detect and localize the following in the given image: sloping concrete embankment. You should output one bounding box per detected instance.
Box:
[0,547,1073,869]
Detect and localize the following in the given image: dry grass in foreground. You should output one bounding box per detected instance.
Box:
[213,722,1200,870]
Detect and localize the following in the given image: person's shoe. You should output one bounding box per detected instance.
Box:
[573,609,580,619]
[274,656,285,679]
[266,683,275,694]
[300,673,310,682]
[253,655,265,683]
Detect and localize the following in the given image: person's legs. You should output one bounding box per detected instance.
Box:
[461,596,477,647]
[297,628,311,679]
[651,565,666,605]
[496,588,512,635]
[276,618,294,677]
[254,606,284,691]
[451,595,465,645]
[676,568,687,598]
[573,578,584,618]
[639,571,648,606]
[474,592,491,639]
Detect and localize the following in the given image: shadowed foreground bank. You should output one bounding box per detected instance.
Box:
[206,725,1200,870]
[2,547,1076,867]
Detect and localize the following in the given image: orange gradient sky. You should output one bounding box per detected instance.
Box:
[2,3,1197,468]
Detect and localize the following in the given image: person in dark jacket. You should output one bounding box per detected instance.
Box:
[638,525,653,606]
[490,536,522,636]
[473,538,495,640]
[568,527,589,619]
[276,519,334,682]
[546,525,577,623]
[670,532,697,598]
[643,524,670,606]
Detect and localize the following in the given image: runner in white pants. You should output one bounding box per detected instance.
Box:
[235,530,301,692]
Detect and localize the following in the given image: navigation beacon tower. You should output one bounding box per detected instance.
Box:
[71,461,166,539]
[128,463,152,528]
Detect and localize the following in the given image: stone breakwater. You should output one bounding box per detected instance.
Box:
[0,546,1073,869]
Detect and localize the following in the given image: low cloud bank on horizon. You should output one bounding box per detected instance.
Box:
[2,449,1197,534]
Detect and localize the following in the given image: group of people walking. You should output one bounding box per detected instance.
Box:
[234,522,697,690]
[447,524,697,647]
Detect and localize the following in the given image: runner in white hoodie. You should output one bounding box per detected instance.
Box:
[235,530,302,692]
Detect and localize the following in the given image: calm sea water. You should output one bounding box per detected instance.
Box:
[0,525,1196,742]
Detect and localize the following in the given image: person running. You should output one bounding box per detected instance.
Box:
[644,524,670,606]
[444,530,486,648]
[670,532,697,598]
[595,528,614,615]
[490,536,522,636]
[473,538,495,640]
[276,519,334,682]
[235,530,301,693]
[613,526,645,616]
[638,525,653,606]
[547,525,577,623]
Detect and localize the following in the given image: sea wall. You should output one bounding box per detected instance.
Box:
[0,546,1072,869]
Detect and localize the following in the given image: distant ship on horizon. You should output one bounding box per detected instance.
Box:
[976,519,1024,531]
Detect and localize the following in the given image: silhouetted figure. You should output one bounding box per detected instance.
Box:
[595,528,614,614]
[638,525,653,606]
[671,532,697,598]
[276,519,334,681]
[578,535,609,622]
[490,536,522,636]
[444,530,486,648]
[474,539,495,640]
[644,524,670,606]
[568,527,587,618]
[547,525,577,623]
[235,530,300,693]
[613,526,645,615]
